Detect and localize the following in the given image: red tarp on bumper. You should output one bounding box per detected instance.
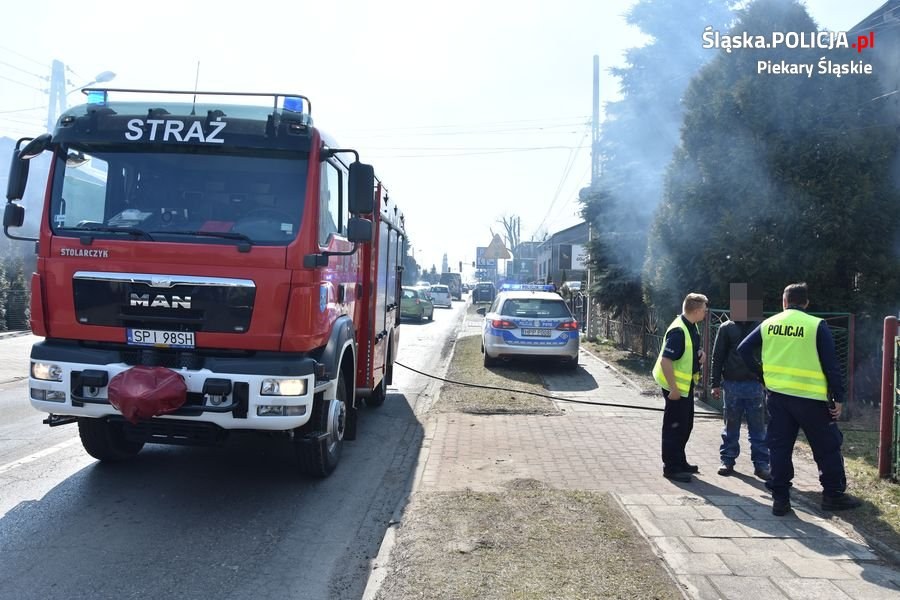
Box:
[108,366,188,424]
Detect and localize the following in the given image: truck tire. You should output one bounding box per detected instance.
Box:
[295,376,346,477]
[77,417,144,461]
[367,373,387,408]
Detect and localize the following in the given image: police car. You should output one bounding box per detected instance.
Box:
[477,284,580,369]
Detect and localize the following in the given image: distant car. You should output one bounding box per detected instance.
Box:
[478,285,579,369]
[413,284,432,300]
[415,281,432,291]
[430,284,452,308]
[471,282,496,303]
[461,283,469,293]
[401,286,434,321]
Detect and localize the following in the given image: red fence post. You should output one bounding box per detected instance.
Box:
[878,315,897,479]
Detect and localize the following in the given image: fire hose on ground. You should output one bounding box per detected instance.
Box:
[394,361,723,418]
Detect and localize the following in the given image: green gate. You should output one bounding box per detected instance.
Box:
[702,310,854,414]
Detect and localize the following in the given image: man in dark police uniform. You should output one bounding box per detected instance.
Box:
[738,283,861,516]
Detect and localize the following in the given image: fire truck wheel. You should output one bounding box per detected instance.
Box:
[367,374,387,408]
[77,417,144,461]
[295,377,346,477]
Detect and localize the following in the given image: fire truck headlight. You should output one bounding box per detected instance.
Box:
[32,362,63,382]
[260,378,307,396]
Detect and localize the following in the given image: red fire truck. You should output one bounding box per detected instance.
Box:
[3,89,405,477]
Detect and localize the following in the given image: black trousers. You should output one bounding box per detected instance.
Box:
[661,385,695,473]
[766,394,846,501]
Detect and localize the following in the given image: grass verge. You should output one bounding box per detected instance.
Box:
[795,419,900,558]
[436,328,560,415]
[374,480,683,600]
[582,339,659,395]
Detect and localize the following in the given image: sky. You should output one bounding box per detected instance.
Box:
[0,0,888,276]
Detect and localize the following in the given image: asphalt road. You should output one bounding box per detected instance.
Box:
[0,300,465,600]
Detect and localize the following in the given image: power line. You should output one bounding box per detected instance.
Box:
[367,145,589,159]
[0,45,46,69]
[531,127,591,238]
[0,73,44,92]
[352,115,591,133]
[352,121,590,138]
[0,60,47,81]
[0,105,46,115]
[365,144,589,151]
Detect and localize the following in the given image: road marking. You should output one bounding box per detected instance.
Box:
[0,437,81,476]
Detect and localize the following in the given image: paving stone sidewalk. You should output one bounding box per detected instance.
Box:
[415,346,900,600]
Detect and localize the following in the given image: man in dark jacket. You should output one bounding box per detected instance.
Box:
[711,284,770,480]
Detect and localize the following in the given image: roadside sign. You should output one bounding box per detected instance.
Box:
[483,234,511,260]
[476,246,497,268]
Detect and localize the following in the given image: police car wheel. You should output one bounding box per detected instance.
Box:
[483,350,497,367]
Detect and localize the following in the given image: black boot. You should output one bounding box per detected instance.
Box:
[822,493,862,511]
[772,498,792,516]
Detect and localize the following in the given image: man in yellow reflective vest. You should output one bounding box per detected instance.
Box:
[652,293,709,483]
[738,282,860,516]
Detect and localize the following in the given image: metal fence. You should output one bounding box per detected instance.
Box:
[587,302,855,411]
[0,288,30,331]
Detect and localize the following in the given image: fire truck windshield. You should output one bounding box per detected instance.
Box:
[50,144,308,245]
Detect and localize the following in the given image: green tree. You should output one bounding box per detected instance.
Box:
[645,0,900,319]
[5,255,29,330]
[0,256,8,332]
[582,0,734,316]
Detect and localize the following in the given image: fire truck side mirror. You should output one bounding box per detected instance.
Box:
[20,134,52,160]
[348,162,375,214]
[4,202,25,228]
[347,217,373,243]
[6,149,30,202]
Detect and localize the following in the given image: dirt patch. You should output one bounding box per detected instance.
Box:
[436,335,560,415]
[373,481,683,600]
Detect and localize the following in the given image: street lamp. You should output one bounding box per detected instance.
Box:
[70,71,116,95]
[47,62,116,131]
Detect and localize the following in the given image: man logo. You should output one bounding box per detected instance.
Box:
[130,293,192,309]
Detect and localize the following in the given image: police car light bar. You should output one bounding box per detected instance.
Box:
[499,284,556,292]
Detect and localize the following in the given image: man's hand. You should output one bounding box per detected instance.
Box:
[666,389,682,400]
[829,401,842,420]
[711,387,721,400]
[698,349,706,365]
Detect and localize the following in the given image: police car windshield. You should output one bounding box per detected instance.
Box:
[50,144,307,245]
[501,298,571,318]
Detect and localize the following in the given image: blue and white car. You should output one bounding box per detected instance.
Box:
[477,285,580,369]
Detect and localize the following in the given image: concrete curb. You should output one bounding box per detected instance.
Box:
[0,330,29,340]
[611,492,692,600]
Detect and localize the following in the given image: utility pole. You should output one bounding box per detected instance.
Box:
[46,59,67,132]
[586,55,601,337]
[591,55,601,188]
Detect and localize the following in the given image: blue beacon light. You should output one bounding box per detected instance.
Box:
[282,96,304,113]
[86,90,108,105]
